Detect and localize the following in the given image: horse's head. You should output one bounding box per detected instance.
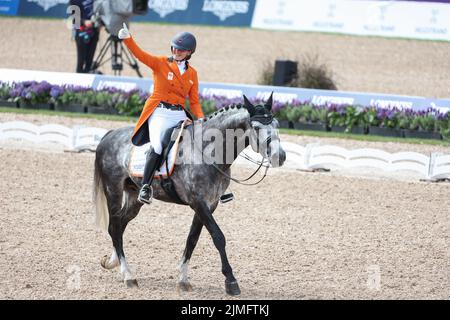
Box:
[243,93,286,167]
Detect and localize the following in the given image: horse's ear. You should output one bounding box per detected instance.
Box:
[264,92,273,112]
[243,95,256,115]
[243,95,252,107]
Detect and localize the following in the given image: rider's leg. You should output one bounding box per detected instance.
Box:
[138,149,161,204]
[138,117,164,204]
[138,107,188,204]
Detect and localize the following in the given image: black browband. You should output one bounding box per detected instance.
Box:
[250,113,273,125]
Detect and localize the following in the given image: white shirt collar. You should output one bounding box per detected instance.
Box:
[176,60,186,75]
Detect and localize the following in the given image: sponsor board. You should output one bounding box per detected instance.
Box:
[1,68,449,111]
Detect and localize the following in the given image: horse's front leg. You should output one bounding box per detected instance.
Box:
[177,213,203,292]
[193,201,240,296]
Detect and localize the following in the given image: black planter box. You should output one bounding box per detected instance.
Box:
[55,103,86,113]
[330,125,367,134]
[19,101,54,110]
[294,122,329,131]
[369,126,403,138]
[278,119,293,129]
[0,100,18,108]
[86,105,118,115]
[330,125,346,133]
[403,129,442,140]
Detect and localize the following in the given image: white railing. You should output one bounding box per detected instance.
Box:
[240,141,450,181]
[1,121,449,181]
[0,121,108,152]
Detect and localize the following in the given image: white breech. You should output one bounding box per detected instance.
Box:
[147,107,188,155]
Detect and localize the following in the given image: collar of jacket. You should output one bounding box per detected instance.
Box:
[167,57,189,70]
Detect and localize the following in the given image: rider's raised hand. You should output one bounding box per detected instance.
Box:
[118,23,131,39]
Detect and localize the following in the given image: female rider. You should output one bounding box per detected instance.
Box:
[118,23,204,204]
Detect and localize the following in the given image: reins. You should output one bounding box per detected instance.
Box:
[201,135,272,186]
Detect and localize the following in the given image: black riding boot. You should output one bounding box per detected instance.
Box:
[138,150,162,204]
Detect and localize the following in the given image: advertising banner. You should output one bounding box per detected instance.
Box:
[13,0,256,27]
[251,0,450,41]
[17,0,68,17]
[0,0,20,15]
[132,0,256,27]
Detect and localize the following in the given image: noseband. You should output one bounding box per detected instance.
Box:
[250,113,273,125]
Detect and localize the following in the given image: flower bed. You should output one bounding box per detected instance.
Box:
[1,81,448,140]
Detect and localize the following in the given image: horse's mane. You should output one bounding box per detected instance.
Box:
[198,103,245,124]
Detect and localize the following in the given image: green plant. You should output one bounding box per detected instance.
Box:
[328,106,346,127]
[396,111,412,130]
[116,92,144,116]
[76,90,96,107]
[0,83,11,100]
[273,104,293,121]
[286,106,303,122]
[343,105,364,131]
[417,114,436,132]
[12,81,52,105]
[94,91,113,107]
[436,114,450,139]
[310,106,329,124]
[258,60,275,86]
[52,90,77,106]
[299,104,314,122]
[291,54,337,90]
[201,99,217,115]
[363,107,381,128]
[381,112,399,129]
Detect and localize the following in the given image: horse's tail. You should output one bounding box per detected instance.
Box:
[93,147,109,232]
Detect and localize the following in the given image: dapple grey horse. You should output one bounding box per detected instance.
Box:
[93,94,286,295]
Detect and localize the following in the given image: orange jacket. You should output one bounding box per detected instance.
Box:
[123,36,204,146]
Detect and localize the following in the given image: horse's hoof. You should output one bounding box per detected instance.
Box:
[225,281,241,296]
[100,255,118,270]
[177,281,193,292]
[100,255,109,268]
[125,279,139,288]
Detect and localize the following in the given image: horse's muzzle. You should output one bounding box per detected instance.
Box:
[270,148,286,168]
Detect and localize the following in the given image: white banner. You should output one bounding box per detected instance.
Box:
[251,0,450,41]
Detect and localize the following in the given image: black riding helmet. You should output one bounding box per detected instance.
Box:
[171,32,196,60]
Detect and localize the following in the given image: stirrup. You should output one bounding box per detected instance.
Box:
[138,184,153,204]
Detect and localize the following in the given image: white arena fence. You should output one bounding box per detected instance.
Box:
[0,121,108,152]
[1,121,449,181]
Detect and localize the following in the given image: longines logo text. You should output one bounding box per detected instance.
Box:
[202,0,249,21]
[27,0,67,12]
[149,0,189,18]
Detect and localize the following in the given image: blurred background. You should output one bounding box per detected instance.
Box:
[0,0,449,98]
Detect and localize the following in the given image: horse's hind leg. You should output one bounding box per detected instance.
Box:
[177,213,203,292]
[104,184,143,288]
[193,201,241,296]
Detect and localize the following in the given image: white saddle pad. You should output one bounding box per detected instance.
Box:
[128,120,187,179]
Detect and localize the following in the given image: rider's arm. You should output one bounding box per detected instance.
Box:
[188,70,204,119]
[123,36,158,70]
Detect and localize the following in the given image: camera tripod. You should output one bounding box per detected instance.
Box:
[90,34,142,77]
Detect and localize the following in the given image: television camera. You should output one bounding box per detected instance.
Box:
[90,0,149,76]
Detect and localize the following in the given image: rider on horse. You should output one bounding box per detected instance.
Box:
[118,23,205,204]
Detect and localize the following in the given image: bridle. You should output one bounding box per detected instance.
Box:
[209,123,274,186]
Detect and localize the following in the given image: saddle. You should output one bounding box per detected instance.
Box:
[128,120,189,179]
[129,120,190,205]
